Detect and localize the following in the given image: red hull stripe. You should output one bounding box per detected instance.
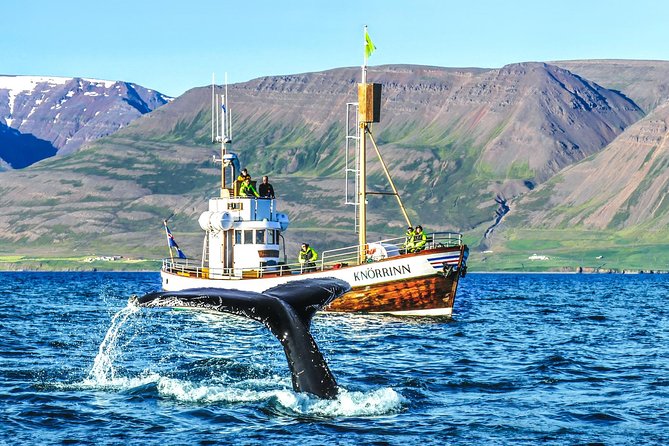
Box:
[427,252,461,269]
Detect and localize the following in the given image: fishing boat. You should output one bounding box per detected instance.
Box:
[159,28,468,316]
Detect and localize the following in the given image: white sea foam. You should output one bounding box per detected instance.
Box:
[156,376,292,403]
[156,374,404,416]
[276,387,405,417]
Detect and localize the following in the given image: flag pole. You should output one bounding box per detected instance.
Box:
[362,25,368,84]
[164,220,174,262]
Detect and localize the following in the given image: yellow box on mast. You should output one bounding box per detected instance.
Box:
[358,83,382,123]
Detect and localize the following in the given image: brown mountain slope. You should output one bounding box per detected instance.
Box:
[467,63,642,183]
[503,99,669,230]
[553,60,669,114]
[126,62,642,190]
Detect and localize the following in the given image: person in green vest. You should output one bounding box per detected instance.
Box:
[298,243,318,273]
[412,225,427,252]
[402,226,415,254]
[239,177,259,198]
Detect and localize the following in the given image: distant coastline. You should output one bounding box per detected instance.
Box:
[1,255,666,274]
[0,256,161,272]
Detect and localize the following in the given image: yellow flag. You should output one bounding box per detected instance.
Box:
[365,29,376,58]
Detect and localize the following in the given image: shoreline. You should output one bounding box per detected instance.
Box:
[2,268,667,274]
[1,256,666,275]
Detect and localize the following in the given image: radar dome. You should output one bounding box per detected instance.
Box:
[276,213,290,232]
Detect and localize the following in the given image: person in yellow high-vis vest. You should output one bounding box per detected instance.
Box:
[412,225,427,252]
[298,243,318,273]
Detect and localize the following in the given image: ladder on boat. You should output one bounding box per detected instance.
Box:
[345,102,361,233]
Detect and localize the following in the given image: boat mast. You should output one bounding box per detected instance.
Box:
[358,27,369,264]
[357,25,381,263]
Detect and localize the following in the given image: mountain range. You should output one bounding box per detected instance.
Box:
[1,61,668,271]
[0,75,170,168]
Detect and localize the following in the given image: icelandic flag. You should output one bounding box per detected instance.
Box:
[164,222,187,259]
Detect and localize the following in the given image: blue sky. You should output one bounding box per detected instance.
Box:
[3,0,668,97]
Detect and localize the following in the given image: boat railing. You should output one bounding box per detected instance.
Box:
[162,231,462,279]
[320,231,462,267]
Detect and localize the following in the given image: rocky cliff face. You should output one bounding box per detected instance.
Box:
[554,60,669,114]
[0,75,170,168]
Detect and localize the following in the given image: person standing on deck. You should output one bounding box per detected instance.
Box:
[258,176,275,199]
[298,243,318,273]
[402,226,415,254]
[411,225,427,252]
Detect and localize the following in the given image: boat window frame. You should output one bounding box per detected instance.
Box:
[256,229,266,244]
[244,229,253,244]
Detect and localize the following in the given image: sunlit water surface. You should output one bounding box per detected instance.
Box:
[1,272,668,445]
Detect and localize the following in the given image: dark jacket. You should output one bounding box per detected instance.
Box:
[258,182,275,198]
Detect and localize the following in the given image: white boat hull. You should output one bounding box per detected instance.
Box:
[160,246,466,316]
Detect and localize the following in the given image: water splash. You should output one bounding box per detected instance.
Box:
[84,300,140,385]
[78,297,405,418]
[155,374,405,417]
[276,387,405,417]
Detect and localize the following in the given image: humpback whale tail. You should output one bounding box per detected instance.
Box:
[134,278,351,399]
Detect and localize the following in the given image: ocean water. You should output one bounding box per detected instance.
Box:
[1,272,668,445]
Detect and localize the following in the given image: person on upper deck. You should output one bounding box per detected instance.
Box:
[239,177,259,198]
[298,243,318,273]
[237,168,252,184]
[411,225,427,252]
[258,176,275,199]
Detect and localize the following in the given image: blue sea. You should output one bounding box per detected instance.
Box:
[1,272,668,445]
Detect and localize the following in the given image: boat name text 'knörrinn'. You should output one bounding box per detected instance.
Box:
[353,264,411,282]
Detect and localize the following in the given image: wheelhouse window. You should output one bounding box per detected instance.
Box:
[256,230,265,244]
[244,230,253,244]
[235,230,242,244]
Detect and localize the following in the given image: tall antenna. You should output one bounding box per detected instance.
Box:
[225,73,232,144]
[216,73,233,197]
[211,73,217,143]
[211,73,225,143]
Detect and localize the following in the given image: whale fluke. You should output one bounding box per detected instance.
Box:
[135,278,351,399]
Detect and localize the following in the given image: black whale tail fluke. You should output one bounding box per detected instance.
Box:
[134,278,351,399]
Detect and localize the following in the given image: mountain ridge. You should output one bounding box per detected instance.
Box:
[0,61,667,270]
[0,75,171,168]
